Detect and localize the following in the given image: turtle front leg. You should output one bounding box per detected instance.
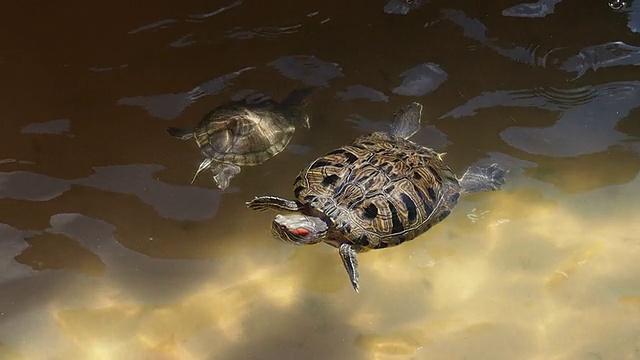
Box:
[246,196,302,212]
[339,243,361,293]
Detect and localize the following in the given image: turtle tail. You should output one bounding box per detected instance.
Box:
[459,163,507,194]
[167,127,194,140]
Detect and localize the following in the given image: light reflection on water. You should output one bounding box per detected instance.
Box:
[1,0,639,359]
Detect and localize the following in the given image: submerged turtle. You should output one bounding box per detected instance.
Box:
[246,102,506,292]
[167,88,312,190]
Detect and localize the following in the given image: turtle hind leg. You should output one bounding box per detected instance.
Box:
[211,163,241,190]
[339,243,360,293]
[167,127,194,140]
[246,196,303,212]
[460,163,507,194]
[390,102,423,140]
[191,158,215,184]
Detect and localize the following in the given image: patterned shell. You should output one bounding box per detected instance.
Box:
[192,105,296,166]
[293,131,462,250]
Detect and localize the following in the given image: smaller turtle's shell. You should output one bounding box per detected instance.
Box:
[193,106,295,166]
[293,131,461,250]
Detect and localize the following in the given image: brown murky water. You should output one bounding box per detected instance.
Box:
[1,0,639,359]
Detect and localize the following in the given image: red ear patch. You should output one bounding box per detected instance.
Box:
[291,228,310,236]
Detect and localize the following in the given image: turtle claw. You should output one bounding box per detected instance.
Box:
[246,198,270,211]
[339,243,360,293]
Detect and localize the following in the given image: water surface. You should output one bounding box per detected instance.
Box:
[1,1,639,359]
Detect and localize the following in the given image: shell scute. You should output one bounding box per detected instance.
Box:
[295,132,460,249]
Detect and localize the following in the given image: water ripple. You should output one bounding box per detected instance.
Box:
[128,19,178,35]
[384,0,428,15]
[336,85,389,102]
[527,86,598,109]
[392,63,448,97]
[169,34,196,48]
[268,55,343,87]
[225,24,303,40]
[187,0,243,21]
[443,8,640,79]
[502,0,565,18]
[442,81,640,157]
[0,164,227,221]
[558,41,640,80]
[442,9,491,43]
[117,66,254,119]
[0,224,32,281]
[20,119,71,135]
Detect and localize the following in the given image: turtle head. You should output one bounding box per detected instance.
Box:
[281,88,313,129]
[271,214,328,245]
[285,108,310,129]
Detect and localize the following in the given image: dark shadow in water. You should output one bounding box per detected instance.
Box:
[45,213,222,301]
[0,213,226,312]
[216,297,363,360]
[14,232,106,276]
[523,146,640,192]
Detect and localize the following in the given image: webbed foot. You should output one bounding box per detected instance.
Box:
[212,164,241,190]
[460,163,507,194]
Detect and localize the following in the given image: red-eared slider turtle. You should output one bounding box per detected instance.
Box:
[167,88,312,190]
[246,102,506,292]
